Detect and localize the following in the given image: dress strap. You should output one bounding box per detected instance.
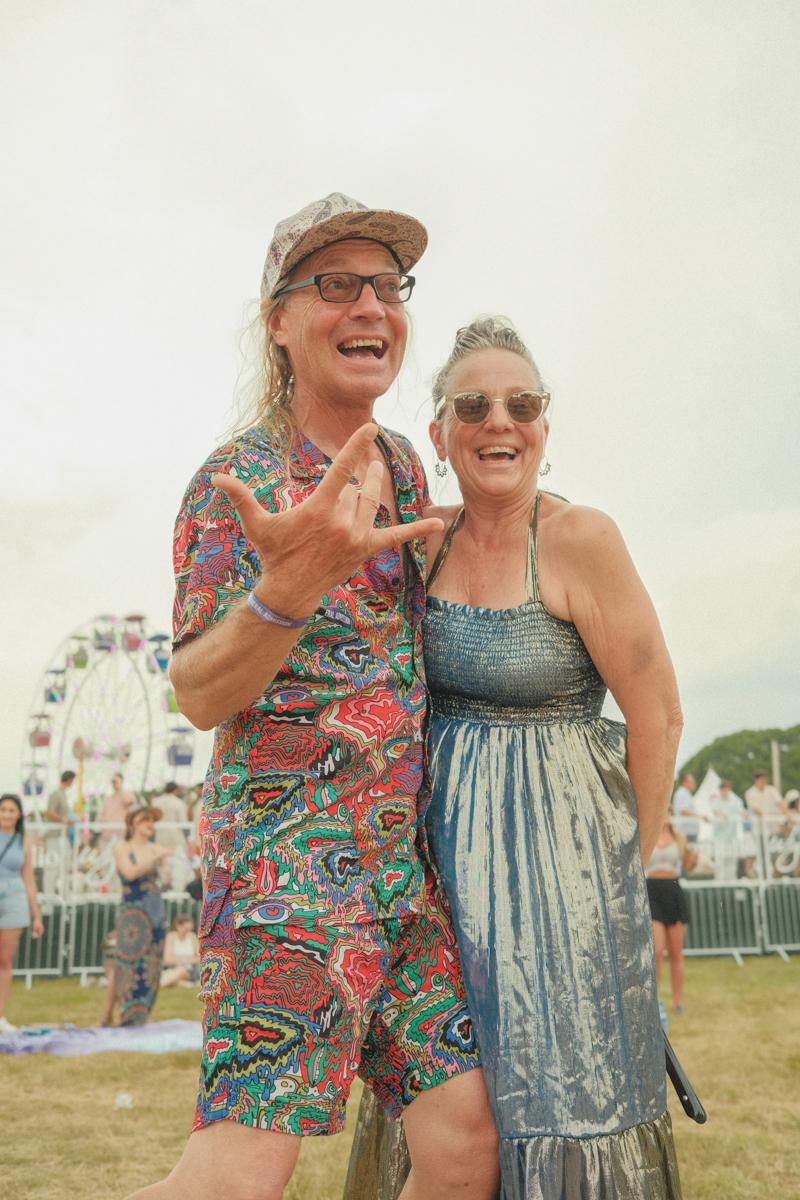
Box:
[427,508,465,588]
[525,492,542,603]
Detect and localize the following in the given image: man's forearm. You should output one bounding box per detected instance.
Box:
[171,594,308,730]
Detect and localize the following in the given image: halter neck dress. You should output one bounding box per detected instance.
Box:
[343,494,682,1199]
[419,494,681,1197]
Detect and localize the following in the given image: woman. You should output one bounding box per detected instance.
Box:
[646,816,694,1016]
[160,912,200,988]
[114,806,171,1026]
[348,318,683,1198]
[0,793,44,1033]
[128,195,498,1200]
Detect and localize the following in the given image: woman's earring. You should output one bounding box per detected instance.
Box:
[538,455,551,477]
[435,460,448,478]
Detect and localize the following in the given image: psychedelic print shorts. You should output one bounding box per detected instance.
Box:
[193,882,479,1136]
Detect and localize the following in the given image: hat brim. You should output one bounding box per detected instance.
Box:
[130,806,162,825]
[271,208,428,297]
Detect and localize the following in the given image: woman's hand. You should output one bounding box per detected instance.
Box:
[213,423,444,619]
[31,915,44,939]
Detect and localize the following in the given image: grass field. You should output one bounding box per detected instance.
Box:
[4,956,799,1199]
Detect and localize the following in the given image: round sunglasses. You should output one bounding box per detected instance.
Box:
[443,390,550,424]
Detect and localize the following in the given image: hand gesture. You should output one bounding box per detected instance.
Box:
[212,423,443,618]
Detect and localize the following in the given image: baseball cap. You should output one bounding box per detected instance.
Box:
[260,192,428,300]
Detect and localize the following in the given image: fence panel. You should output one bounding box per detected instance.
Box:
[761,881,800,953]
[12,900,66,980]
[683,882,761,956]
[67,899,118,976]
[65,894,203,975]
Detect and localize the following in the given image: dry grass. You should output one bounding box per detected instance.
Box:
[4,956,799,1199]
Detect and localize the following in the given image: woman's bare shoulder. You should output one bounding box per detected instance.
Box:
[423,502,462,523]
[542,496,623,547]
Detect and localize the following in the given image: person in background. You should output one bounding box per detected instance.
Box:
[0,794,44,1033]
[646,815,695,1015]
[672,771,704,844]
[711,779,744,881]
[160,912,200,988]
[745,771,787,820]
[113,806,170,1025]
[154,783,188,852]
[42,769,76,893]
[99,772,138,842]
[154,782,192,891]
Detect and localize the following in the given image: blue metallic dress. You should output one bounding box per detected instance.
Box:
[344,496,682,1199]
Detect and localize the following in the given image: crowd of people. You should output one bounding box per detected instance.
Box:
[668,770,800,880]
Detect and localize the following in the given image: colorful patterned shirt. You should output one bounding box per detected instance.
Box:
[172,424,430,931]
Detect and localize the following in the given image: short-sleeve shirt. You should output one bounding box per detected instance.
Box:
[744,784,784,817]
[45,787,70,837]
[172,424,430,931]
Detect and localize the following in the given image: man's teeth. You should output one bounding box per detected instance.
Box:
[339,338,385,356]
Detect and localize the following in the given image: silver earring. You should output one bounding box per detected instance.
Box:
[435,460,448,478]
[538,456,551,477]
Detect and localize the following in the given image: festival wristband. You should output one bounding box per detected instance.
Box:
[247,590,311,629]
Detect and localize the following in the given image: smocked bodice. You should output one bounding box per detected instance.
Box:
[422,495,607,723]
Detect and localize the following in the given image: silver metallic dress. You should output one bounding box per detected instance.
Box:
[344,498,682,1199]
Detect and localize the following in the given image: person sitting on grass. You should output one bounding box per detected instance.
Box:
[160,914,200,989]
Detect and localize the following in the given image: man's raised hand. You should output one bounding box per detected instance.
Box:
[212,423,443,619]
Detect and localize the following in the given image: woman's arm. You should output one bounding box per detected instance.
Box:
[114,844,169,881]
[560,508,684,863]
[21,840,44,938]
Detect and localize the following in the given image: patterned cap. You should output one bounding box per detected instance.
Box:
[260,192,428,300]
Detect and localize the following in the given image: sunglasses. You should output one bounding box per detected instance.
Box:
[443,390,550,424]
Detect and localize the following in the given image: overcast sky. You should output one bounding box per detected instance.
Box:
[3,0,799,798]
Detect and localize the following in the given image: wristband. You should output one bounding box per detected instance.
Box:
[247,590,311,629]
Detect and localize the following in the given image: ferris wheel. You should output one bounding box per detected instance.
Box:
[21,614,197,812]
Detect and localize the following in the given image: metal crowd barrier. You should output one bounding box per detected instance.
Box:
[14,894,203,984]
[682,882,762,963]
[760,880,800,958]
[10,821,800,981]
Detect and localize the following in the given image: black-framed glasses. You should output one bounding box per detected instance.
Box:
[443,390,551,424]
[273,272,415,304]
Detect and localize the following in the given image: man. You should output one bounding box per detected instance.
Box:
[745,770,787,820]
[672,771,702,844]
[153,782,188,853]
[711,779,744,880]
[153,782,191,889]
[42,770,76,894]
[98,772,137,842]
[127,195,498,1200]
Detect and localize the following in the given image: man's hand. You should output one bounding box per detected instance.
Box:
[213,423,443,618]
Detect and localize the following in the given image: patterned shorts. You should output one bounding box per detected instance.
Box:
[193,879,479,1136]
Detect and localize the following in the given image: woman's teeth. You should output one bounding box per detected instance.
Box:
[478,446,517,461]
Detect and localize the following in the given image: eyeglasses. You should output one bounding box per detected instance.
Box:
[273,272,415,304]
[443,390,550,424]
